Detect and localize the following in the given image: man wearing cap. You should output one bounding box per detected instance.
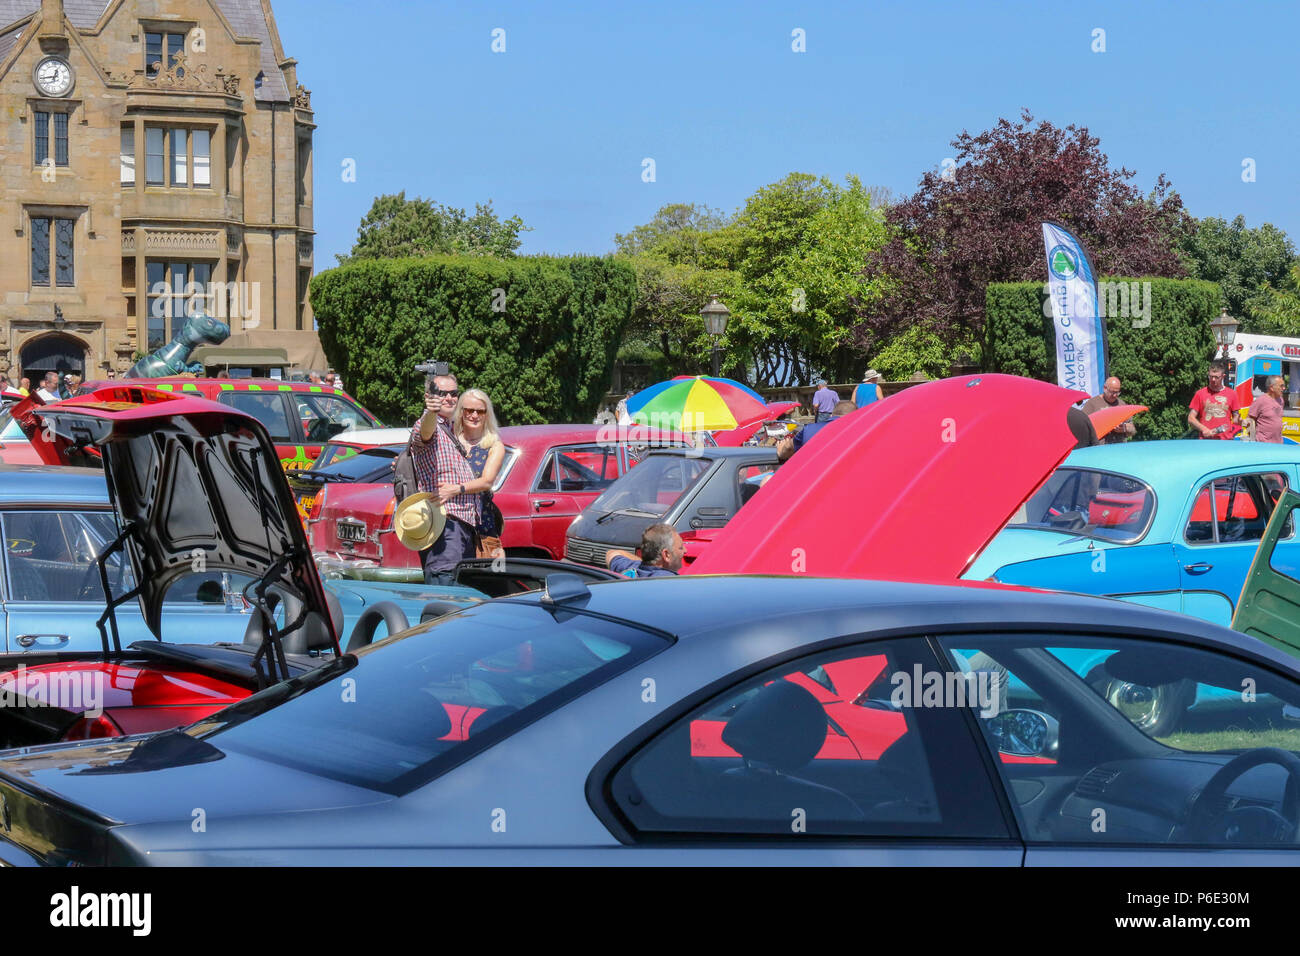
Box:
[811,380,838,423]
[405,372,480,585]
[854,369,883,409]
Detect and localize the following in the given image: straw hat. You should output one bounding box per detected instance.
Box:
[393,493,447,551]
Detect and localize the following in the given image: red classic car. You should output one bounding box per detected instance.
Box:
[309,424,693,569]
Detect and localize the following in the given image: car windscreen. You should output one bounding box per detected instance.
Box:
[187,601,670,794]
[1006,467,1155,543]
[588,454,713,517]
[308,446,400,481]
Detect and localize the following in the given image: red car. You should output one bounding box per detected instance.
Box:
[310,424,691,569]
[79,378,383,472]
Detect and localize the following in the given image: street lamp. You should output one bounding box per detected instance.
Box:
[700,294,730,377]
[1209,308,1239,360]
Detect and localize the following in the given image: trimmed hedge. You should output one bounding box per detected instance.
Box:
[310,255,635,426]
[985,278,1222,440]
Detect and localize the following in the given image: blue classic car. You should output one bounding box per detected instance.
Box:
[0,464,483,655]
[966,441,1300,628]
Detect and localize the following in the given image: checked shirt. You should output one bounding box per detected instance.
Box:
[410,415,480,527]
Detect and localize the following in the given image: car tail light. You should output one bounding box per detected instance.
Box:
[309,484,327,521]
[62,713,124,741]
[379,496,396,531]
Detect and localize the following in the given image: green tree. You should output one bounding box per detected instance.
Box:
[727,174,889,384]
[1178,215,1296,327]
[337,192,528,264]
[1251,263,1300,336]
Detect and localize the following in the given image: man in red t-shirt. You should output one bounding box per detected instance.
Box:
[1188,362,1241,439]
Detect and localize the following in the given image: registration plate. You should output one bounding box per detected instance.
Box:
[336,518,368,543]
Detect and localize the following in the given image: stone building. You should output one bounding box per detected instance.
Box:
[0,0,319,381]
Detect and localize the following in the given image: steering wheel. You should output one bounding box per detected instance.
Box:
[1186,747,1300,844]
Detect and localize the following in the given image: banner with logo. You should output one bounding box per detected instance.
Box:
[1042,221,1106,397]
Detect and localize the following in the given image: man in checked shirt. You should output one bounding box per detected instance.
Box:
[410,371,481,585]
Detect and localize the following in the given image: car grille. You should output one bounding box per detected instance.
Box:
[566,537,608,566]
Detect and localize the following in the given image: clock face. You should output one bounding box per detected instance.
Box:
[34,57,73,96]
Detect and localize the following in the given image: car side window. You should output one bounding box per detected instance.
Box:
[534,445,620,493]
[300,395,371,442]
[607,639,1009,840]
[938,634,1300,848]
[220,392,294,443]
[1185,472,1288,545]
[2,511,132,603]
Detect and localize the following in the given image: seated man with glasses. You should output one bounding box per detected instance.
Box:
[409,372,481,585]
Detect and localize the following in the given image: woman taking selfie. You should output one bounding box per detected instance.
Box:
[440,388,506,558]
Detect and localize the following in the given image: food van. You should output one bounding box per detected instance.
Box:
[1230,332,1300,440]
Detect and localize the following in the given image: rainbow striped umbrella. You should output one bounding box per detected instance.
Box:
[625,376,769,432]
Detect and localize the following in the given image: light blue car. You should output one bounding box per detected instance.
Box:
[0,464,483,655]
[965,441,1300,733]
[966,441,1300,627]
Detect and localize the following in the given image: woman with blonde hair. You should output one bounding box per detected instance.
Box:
[439,388,506,558]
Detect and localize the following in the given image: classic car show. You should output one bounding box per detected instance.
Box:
[2,0,1297,937]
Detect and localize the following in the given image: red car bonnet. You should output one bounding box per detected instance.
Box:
[686,374,1086,582]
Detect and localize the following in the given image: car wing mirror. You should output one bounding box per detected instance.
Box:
[985,708,1059,758]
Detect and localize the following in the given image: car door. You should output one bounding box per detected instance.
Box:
[1235,487,1300,657]
[528,444,623,557]
[295,393,378,467]
[935,632,1300,864]
[0,509,144,653]
[215,390,303,470]
[598,636,1021,863]
[1174,467,1300,625]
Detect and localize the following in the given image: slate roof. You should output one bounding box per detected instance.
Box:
[0,0,292,101]
[0,24,21,63]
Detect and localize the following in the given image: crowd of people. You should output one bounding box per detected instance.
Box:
[383,356,1300,586]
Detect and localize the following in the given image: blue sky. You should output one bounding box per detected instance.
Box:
[276,0,1300,268]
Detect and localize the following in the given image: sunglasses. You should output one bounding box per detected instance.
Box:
[428,389,460,398]
[463,407,486,416]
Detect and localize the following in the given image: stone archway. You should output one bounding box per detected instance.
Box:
[20,333,89,378]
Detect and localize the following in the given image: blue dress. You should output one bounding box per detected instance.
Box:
[464,443,501,536]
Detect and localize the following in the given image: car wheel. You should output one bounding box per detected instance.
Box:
[1087,668,1193,737]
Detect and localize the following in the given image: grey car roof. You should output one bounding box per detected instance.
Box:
[0,465,107,504]
[507,574,1300,674]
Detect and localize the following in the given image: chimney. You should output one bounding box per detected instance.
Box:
[37,0,66,41]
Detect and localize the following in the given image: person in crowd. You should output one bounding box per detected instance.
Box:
[1079,376,1136,443]
[308,370,323,385]
[811,380,839,423]
[606,524,685,578]
[1188,361,1241,439]
[18,376,30,397]
[854,369,883,409]
[1247,375,1286,443]
[450,388,507,558]
[36,372,59,402]
[409,371,479,585]
[778,400,855,462]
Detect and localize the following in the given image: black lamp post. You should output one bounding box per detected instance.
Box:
[700,295,730,378]
[1209,308,1239,361]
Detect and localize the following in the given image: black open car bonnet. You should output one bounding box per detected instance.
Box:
[31,385,335,647]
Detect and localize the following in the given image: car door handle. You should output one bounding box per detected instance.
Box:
[1183,562,1214,574]
[16,633,69,649]
[534,499,556,510]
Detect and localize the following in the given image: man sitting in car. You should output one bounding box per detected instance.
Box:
[606,524,685,578]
